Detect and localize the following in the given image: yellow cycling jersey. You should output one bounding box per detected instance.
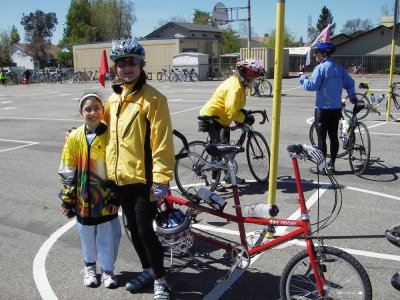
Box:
[200,75,246,126]
[103,81,175,186]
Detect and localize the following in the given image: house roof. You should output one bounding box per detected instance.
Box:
[144,22,222,39]
[13,43,60,57]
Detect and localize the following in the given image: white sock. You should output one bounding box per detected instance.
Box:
[155,277,167,285]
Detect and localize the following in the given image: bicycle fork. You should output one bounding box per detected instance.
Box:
[306,239,327,297]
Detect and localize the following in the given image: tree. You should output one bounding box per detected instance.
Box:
[221,26,241,54]
[237,21,258,39]
[316,6,335,36]
[10,26,20,45]
[263,26,297,48]
[341,18,373,35]
[156,15,190,29]
[62,0,136,44]
[193,9,209,25]
[0,30,11,66]
[20,10,58,68]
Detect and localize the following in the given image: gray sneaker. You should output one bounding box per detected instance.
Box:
[83,265,98,287]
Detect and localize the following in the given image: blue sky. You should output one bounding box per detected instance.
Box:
[0,0,395,44]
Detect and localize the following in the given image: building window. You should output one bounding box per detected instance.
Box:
[192,33,195,37]
[203,34,208,38]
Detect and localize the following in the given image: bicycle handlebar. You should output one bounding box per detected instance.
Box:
[173,129,189,151]
[247,109,269,124]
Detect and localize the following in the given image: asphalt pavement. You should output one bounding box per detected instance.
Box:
[0,75,399,300]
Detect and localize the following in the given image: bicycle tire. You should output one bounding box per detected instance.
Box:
[250,82,257,96]
[348,122,371,176]
[358,67,366,75]
[343,93,371,120]
[246,131,270,183]
[122,211,133,244]
[174,141,221,197]
[169,72,178,82]
[258,79,272,97]
[191,73,198,82]
[280,246,372,300]
[309,121,348,158]
[347,66,355,73]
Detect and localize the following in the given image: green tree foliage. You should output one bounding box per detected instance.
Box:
[341,18,373,35]
[263,26,297,48]
[20,10,58,68]
[193,9,210,25]
[62,0,136,44]
[0,30,11,66]
[316,6,335,36]
[221,26,241,54]
[10,26,20,45]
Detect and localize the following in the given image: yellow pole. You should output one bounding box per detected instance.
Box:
[267,0,285,207]
[387,0,398,122]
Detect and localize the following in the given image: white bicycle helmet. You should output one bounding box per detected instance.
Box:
[110,38,145,61]
[153,208,191,244]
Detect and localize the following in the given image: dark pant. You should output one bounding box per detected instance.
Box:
[314,108,342,166]
[118,183,165,279]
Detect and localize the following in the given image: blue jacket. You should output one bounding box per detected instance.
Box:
[300,58,356,109]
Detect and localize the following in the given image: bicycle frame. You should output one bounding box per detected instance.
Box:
[166,146,327,295]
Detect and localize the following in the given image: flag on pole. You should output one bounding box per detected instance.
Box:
[99,50,108,87]
[305,23,332,66]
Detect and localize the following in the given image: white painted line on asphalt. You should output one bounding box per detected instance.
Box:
[4,107,16,110]
[0,139,39,153]
[170,106,203,115]
[292,240,400,262]
[2,101,13,103]
[0,117,80,122]
[33,219,75,300]
[370,132,400,136]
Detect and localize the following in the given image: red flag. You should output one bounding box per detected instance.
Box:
[99,50,108,87]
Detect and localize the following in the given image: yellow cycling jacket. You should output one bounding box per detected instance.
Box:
[199,75,246,126]
[103,80,175,186]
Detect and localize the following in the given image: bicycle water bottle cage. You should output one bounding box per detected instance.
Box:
[205,144,245,156]
[358,82,369,89]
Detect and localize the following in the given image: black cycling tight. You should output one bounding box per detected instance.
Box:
[118,183,165,279]
[314,108,342,166]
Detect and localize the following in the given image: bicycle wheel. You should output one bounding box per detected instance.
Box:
[258,79,272,97]
[122,211,132,244]
[358,67,366,75]
[347,66,355,73]
[348,122,371,176]
[191,73,198,82]
[309,121,348,158]
[246,131,270,183]
[251,80,258,96]
[174,141,221,196]
[342,93,371,120]
[280,246,372,300]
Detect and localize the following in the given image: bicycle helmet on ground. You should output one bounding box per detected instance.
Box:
[110,38,145,61]
[237,59,264,81]
[153,208,191,244]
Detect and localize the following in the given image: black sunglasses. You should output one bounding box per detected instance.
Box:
[115,57,141,68]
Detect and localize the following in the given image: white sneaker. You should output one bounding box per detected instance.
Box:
[102,272,117,288]
[83,265,98,287]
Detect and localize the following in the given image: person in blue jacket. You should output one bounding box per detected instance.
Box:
[300,41,357,174]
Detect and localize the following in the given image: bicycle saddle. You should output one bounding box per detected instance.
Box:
[198,115,219,121]
[386,224,400,248]
[205,144,245,156]
[358,82,369,89]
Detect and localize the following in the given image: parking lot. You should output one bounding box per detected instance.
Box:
[0,75,399,299]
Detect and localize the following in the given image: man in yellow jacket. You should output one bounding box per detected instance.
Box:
[103,38,174,299]
[199,59,264,188]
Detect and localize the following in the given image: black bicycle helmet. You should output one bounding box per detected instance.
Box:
[110,38,145,61]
